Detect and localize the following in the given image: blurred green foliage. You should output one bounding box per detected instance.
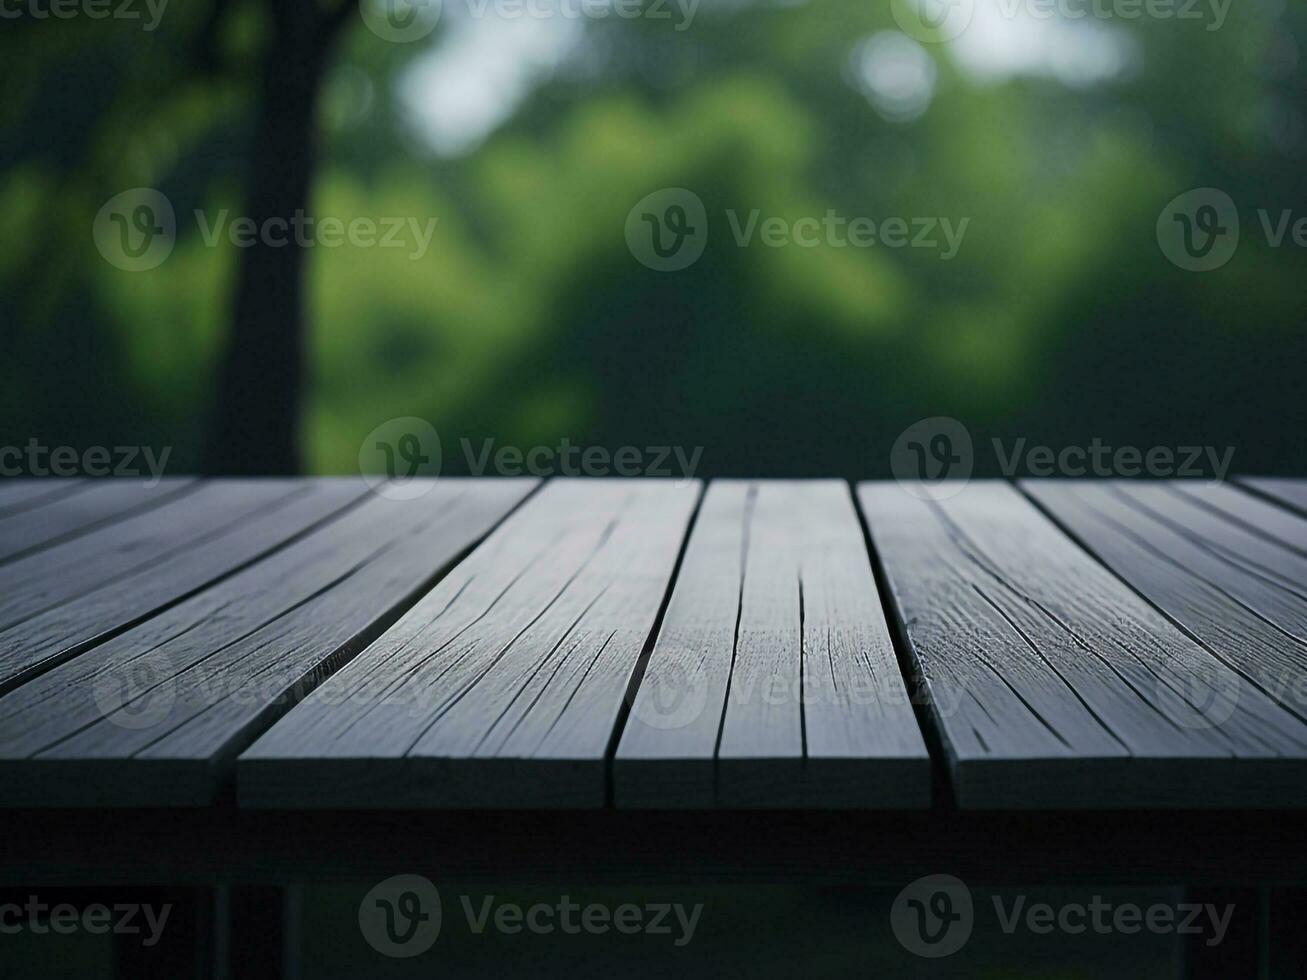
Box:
[1,0,1304,476]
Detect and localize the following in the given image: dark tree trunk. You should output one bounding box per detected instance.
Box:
[205,1,346,475]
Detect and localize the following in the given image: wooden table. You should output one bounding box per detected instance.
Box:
[0,476,1303,977]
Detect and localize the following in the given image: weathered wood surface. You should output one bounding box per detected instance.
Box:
[615,480,928,808]
[1239,477,1307,516]
[2,477,1306,812]
[0,478,194,563]
[0,480,535,805]
[0,480,366,695]
[240,479,701,808]
[1024,480,1307,726]
[858,480,1307,808]
[0,478,86,515]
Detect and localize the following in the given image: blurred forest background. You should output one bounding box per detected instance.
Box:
[1,0,1304,478]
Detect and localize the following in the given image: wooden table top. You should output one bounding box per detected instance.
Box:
[0,475,1304,813]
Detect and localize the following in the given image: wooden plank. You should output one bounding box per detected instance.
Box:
[0,480,368,694]
[857,480,1307,808]
[1170,480,1307,555]
[0,479,86,515]
[1236,477,1307,518]
[615,480,929,808]
[239,479,701,809]
[0,478,195,563]
[0,480,307,631]
[0,479,536,806]
[1022,480,1307,725]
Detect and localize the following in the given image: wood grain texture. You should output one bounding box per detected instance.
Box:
[615,480,929,808]
[1236,477,1307,518]
[1022,480,1307,726]
[0,480,536,806]
[240,479,701,809]
[0,478,194,563]
[0,479,86,516]
[0,479,367,694]
[1171,480,1307,554]
[858,480,1307,809]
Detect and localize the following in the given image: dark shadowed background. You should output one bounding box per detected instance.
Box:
[1,0,1304,478]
